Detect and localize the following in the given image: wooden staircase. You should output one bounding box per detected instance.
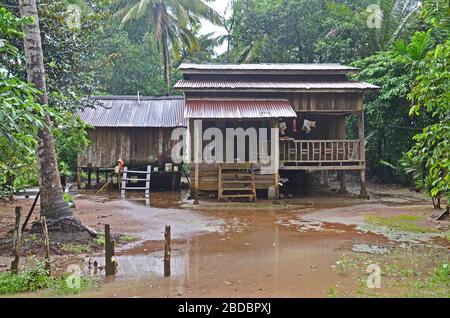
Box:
[120,165,151,202]
[218,164,257,202]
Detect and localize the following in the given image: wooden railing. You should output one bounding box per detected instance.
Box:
[280,139,361,163]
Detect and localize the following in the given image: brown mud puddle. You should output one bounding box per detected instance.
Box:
[79,207,393,298]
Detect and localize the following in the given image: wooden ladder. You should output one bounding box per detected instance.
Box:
[218,164,257,202]
[120,165,152,201]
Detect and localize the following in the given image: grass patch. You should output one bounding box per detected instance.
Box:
[407,263,450,298]
[61,243,91,255]
[94,231,105,246]
[118,234,138,242]
[366,215,437,233]
[0,258,97,296]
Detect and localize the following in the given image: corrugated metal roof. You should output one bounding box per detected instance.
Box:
[179,63,359,72]
[78,96,186,127]
[175,80,379,91]
[185,99,297,119]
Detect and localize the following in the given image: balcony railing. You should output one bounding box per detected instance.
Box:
[280,139,361,164]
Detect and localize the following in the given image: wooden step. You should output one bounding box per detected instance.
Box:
[122,178,150,181]
[222,173,252,177]
[121,187,149,190]
[221,194,255,198]
[222,180,253,184]
[222,187,253,191]
[126,170,151,174]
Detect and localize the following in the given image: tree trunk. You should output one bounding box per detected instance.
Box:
[19,0,73,221]
[162,26,170,92]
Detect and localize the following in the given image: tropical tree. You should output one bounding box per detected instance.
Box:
[115,0,222,90]
[18,0,86,229]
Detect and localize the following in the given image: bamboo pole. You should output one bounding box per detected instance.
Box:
[10,207,22,274]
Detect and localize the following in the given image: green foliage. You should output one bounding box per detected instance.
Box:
[401,0,450,206]
[0,258,52,294]
[0,257,97,296]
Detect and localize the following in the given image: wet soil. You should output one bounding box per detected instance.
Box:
[0,183,448,298]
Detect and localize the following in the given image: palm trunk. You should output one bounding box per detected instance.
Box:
[19,0,73,221]
[162,26,170,92]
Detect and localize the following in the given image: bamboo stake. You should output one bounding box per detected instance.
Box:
[21,191,40,233]
[10,207,22,274]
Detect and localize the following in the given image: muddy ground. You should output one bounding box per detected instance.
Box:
[0,181,448,298]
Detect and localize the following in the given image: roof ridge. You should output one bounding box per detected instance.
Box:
[88,95,184,100]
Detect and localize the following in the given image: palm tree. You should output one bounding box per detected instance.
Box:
[370,0,422,51]
[115,0,222,90]
[18,0,88,232]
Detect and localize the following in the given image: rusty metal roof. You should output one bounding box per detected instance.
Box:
[175,80,379,91]
[78,96,186,127]
[179,63,359,73]
[185,99,297,119]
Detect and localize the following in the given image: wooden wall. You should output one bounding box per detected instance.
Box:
[186,92,363,113]
[78,127,176,168]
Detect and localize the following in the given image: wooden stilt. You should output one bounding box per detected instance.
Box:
[76,168,81,189]
[87,165,92,189]
[323,171,329,188]
[10,207,22,274]
[164,225,171,277]
[359,169,369,199]
[96,169,100,186]
[339,171,347,194]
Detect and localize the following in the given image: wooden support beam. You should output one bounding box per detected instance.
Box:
[339,171,347,194]
[76,168,81,189]
[357,112,368,198]
[10,207,22,274]
[164,225,171,277]
[87,165,92,189]
[323,171,329,188]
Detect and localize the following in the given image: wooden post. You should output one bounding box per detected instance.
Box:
[21,191,40,233]
[41,216,51,275]
[105,224,116,276]
[358,111,368,198]
[193,119,202,204]
[164,225,171,277]
[272,119,280,199]
[339,171,347,194]
[96,169,100,186]
[171,167,176,191]
[323,171,329,188]
[10,207,22,274]
[76,168,81,189]
[87,165,92,189]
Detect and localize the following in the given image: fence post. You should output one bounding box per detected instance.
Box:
[105,224,116,276]
[10,207,22,274]
[164,225,171,277]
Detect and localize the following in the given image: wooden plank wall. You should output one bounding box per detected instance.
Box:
[78,127,176,168]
